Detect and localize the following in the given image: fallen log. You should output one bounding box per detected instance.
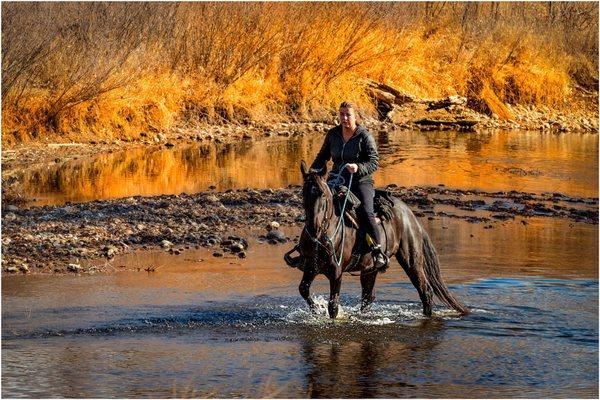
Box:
[426,95,467,111]
[413,118,479,129]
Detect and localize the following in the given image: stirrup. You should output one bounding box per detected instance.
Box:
[369,245,390,273]
[284,245,304,269]
[375,252,390,273]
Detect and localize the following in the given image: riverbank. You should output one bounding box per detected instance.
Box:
[2,185,596,275]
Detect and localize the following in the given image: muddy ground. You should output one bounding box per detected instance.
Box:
[2,184,597,275]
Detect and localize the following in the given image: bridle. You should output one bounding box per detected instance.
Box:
[302,173,337,265]
[302,167,355,267]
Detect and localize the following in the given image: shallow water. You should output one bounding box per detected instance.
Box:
[15,129,599,206]
[3,128,598,397]
[2,217,598,398]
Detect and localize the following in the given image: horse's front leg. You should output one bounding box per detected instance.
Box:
[327,267,343,319]
[299,269,317,313]
[360,269,377,312]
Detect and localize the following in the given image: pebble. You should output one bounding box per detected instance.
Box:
[4,213,16,221]
[268,221,280,230]
[230,243,244,253]
[266,229,286,242]
[67,263,82,273]
[161,240,174,248]
[104,245,118,257]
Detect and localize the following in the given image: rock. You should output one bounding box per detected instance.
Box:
[5,205,19,212]
[157,133,166,141]
[104,245,118,257]
[266,229,286,242]
[67,263,82,273]
[4,213,16,221]
[268,221,280,231]
[230,243,244,253]
[237,251,247,259]
[161,240,174,248]
[164,142,175,148]
[6,266,18,273]
[19,264,30,273]
[212,251,223,257]
[205,195,220,203]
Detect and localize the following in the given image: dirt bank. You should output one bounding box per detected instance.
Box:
[2,185,596,275]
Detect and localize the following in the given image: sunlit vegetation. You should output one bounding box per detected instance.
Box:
[2,2,597,144]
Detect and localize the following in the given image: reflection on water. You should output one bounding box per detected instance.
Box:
[14,129,599,206]
[2,278,597,398]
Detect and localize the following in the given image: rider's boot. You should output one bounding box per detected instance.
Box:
[371,244,389,273]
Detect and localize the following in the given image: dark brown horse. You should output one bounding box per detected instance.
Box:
[290,161,468,319]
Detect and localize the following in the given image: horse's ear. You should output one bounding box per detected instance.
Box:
[318,164,328,178]
[300,160,308,177]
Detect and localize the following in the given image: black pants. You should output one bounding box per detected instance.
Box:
[350,182,381,246]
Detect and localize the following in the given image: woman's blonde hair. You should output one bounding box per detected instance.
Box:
[339,101,356,110]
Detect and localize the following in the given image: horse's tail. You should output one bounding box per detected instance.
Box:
[422,232,469,315]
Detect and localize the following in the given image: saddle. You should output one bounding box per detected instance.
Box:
[331,186,395,228]
[283,188,395,271]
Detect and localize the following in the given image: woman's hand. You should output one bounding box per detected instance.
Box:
[346,163,358,173]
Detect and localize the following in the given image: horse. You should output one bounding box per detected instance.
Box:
[287,160,469,319]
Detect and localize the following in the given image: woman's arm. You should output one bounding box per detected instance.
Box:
[356,133,379,177]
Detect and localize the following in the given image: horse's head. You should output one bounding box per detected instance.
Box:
[300,160,332,237]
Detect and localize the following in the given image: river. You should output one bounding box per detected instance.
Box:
[2,129,598,397]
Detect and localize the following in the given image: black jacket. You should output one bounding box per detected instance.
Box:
[310,124,379,185]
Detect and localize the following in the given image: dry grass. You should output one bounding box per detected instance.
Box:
[2,2,597,145]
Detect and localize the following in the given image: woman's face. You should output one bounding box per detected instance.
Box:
[339,107,356,130]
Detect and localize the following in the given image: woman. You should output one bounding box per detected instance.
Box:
[310,101,387,271]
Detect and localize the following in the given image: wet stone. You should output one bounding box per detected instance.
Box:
[230,243,244,253]
[266,229,286,242]
[67,263,82,273]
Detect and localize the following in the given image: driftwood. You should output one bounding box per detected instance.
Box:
[366,80,416,105]
[364,79,416,119]
[426,95,467,111]
[414,118,478,131]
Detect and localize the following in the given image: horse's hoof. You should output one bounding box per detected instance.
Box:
[328,302,339,319]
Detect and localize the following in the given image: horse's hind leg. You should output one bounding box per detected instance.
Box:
[360,271,377,312]
[299,270,317,313]
[396,252,433,317]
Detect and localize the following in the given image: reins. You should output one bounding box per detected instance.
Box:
[327,164,353,267]
[304,164,354,268]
